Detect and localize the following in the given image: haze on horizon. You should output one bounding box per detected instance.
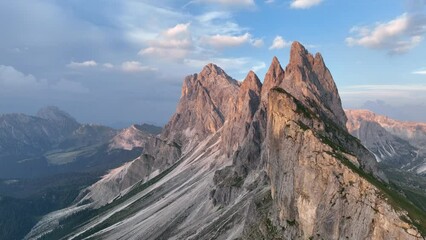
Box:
[1,0,426,127]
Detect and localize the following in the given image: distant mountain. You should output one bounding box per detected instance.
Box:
[135,123,162,135]
[0,106,79,159]
[0,107,158,240]
[346,109,426,214]
[346,109,426,174]
[28,42,424,240]
[0,107,157,179]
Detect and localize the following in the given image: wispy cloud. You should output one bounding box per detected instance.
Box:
[290,0,323,9]
[103,63,114,69]
[190,0,255,7]
[121,61,157,73]
[250,62,266,72]
[0,65,88,94]
[67,60,98,68]
[0,65,47,89]
[269,36,291,50]
[412,69,426,75]
[138,23,193,60]
[202,33,251,48]
[340,84,426,106]
[346,13,426,54]
[251,38,264,48]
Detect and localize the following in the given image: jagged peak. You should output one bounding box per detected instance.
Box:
[262,56,285,100]
[271,56,280,65]
[241,70,262,92]
[200,63,226,77]
[265,56,284,82]
[314,52,323,61]
[197,63,239,87]
[289,41,314,66]
[269,56,283,71]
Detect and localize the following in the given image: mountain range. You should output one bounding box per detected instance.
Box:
[0,107,163,239]
[21,42,425,239]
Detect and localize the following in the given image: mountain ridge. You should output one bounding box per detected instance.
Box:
[25,42,424,240]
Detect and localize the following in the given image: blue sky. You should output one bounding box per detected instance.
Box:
[0,0,426,126]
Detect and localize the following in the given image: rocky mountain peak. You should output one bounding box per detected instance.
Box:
[36,106,76,123]
[289,41,314,66]
[198,63,238,86]
[261,56,285,102]
[163,64,239,148]
[314,52,325,66]
[200,63,224,76]
[241,70,262,93]
[280,42,348,129]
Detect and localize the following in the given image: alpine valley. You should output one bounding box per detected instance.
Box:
[2,42,425,240]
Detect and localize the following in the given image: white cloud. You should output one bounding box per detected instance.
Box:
[202,33,251,48]
[164,23,191,37]
[346,13,426,54]
[269,36,291,50]
[103,63,114,69]
[120,1,185,44]
[0,65,88,94]
[251,62,266,72]
[67,60,98,68]
[412,69,426,75]
[0,65,47,89]
[265,0,275,4]
[290,0,323,9]
[195,11,248,36]
[196,0,255,7]
[196,11,231,23]
[139,23,193,60]
[121,61,157,73]
[251,38,264,47]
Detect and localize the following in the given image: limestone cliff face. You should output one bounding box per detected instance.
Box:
[222,70,262,155]
[265,89,420,239]
[27,42,424,240]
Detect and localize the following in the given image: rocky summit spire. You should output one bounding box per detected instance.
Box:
[289,41,314,67]
[261,56,285,102]
[162,63,239,147]
[280,41,348,129]
[242,70,262,94]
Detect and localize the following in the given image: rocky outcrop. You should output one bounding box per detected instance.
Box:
[109,125,153,151]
